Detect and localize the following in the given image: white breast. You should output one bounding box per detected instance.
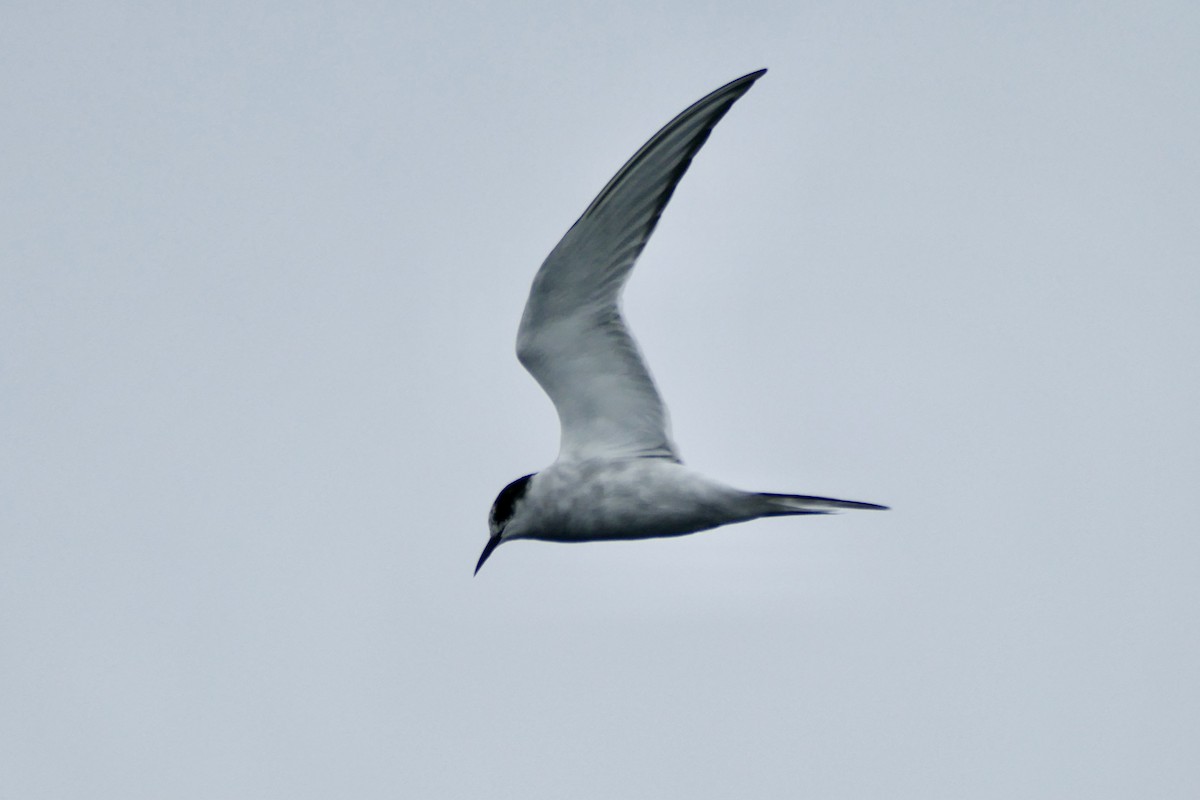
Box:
[513,459,757,543]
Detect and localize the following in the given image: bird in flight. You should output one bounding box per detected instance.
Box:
[477,69,886,574]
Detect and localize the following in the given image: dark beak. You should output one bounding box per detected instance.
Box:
[474,535,502,575]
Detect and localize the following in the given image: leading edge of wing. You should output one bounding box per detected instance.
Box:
[581,68,766,228]
[524,68,767,323]
[517,70,767,463]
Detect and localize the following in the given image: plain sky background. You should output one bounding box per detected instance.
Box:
[3,2,1198,798]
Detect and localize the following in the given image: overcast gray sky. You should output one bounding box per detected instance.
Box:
[3,2,1198,798]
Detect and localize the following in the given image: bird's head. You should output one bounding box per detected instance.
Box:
[476,473,536,575]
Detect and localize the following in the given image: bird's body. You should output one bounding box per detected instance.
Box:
[499,460,881,545]
[500,460,758,543]
[477,69,885,573]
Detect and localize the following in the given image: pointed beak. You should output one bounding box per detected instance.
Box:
[475,535,502,575]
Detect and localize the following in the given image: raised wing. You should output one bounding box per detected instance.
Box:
[517,69,766,463]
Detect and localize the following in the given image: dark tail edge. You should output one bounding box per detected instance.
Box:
[757,493,890,516]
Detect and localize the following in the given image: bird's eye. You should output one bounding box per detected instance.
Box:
[490,473,535,529]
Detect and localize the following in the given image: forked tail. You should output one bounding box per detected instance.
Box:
[756,492,889,516]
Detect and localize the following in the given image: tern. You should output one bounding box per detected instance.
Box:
[477,69,886,574]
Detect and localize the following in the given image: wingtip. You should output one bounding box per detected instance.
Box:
[730,68,768,88]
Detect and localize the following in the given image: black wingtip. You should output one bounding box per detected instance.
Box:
[719,69,767,94]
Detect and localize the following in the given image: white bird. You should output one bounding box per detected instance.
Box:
[477,69,886,574]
